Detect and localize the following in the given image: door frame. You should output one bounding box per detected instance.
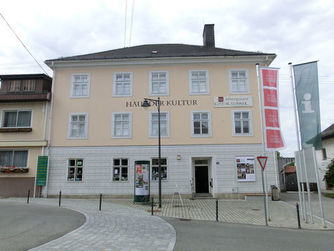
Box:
[192,157,212,195]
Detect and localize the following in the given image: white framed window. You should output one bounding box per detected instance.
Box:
[67,159,83,182]
[0,150,28,167]
[2,110,32,128]
[232,110,253,136]
[112,158,128,181]
[149,111,169,137]
[191,111,212,137]
[229,69,249,93]
[68,113,88,139]
[149,71,169,96]
[112,112,132,138]
[189,70,209,94]
[151,158,167,181]
[71,74,90,98]
[113,72,133,96]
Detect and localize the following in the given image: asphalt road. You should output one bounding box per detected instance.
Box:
[0,201,85,251]
[164,217,334,251]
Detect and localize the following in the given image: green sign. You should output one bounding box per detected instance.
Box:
[36,156,48,186]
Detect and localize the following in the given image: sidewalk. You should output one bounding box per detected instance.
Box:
[2,194,333,250]
[111,197,334,230]
[2,197,176,251]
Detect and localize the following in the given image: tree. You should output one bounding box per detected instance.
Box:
[324,159,334,189]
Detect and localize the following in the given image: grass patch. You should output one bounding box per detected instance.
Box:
[324,193,334,199]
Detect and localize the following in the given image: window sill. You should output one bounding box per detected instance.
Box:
[0,128,32,132]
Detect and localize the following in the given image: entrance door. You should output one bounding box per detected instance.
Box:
[195,166,209,193]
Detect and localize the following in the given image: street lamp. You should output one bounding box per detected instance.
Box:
[142,97,162,208]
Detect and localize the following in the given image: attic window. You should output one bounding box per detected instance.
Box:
[151,50,158,54]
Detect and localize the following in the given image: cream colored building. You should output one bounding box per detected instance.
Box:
[45,24,279,198]
[0,74,51,196]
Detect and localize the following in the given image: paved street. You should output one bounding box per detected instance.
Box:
[1,198,176,251]
[1,193,334,250]
[0,201,85,251]
[164,217,334,251]
[281,191,334,225]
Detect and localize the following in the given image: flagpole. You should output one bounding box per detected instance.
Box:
[289,62,305,220]
[312,147,326,227]
[302,150,314,223]
[256,63,270,222]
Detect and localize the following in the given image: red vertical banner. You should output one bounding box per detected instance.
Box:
[260,67,285,150]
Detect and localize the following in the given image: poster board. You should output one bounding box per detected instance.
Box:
[134,160,150,203]
[236,156,255,182]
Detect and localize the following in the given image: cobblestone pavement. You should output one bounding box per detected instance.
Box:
[110,197,334,230]
[2,198,176,251]
[3,194,333,250]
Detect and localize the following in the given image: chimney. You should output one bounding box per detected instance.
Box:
[203,24,215,47]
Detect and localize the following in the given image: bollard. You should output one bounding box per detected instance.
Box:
[99,193,102,211]
[216,199,219,222]
[27,189,30,204]
[59,191,62,207]
[296,202,301,229]
[151,197,154,216]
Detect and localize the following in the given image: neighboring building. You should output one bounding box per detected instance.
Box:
[0,74,52,196]
[44,24,279,198]
[277,156,295,191]
[317,123,334,189]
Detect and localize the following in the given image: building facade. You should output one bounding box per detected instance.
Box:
[316,123,334,189]
[44,24,279,198]
[0,74,52,196]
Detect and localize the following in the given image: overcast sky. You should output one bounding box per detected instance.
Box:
[1,0,333,156]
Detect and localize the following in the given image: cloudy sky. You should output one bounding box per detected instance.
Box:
[1,0,333,156]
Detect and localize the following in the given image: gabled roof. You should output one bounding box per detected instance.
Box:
[45,44,276,63]
[322,123,334,140]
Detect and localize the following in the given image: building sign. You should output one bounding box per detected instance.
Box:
[260,67,285,150]
[126,99,198,108]
[214,96,252,107]
[236,156,255,182]
[36,156,48,186]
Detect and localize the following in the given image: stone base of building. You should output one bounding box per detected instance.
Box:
[46,144,279,197]
[0,177,37,197]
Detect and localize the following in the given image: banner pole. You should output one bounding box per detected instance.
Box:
[302,149,314,223]
[256,63,270,220]
[261,169,268,226]
[312,147,326,227]
[289,62,305,220]
[296,151,306,221]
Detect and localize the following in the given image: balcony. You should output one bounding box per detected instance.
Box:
[0,91,51,102]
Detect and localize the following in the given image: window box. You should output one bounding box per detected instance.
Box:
[0,128,32,132]
[0,166,29,173]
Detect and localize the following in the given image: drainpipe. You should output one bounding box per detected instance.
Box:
[44,62,56,197]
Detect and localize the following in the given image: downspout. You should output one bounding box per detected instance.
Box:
[44,61,56,197]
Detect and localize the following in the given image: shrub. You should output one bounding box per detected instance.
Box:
[324,159,334,188]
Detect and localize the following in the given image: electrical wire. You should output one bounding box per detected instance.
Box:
[124,0,128,47]
[0,12,49,76]
[129,0,135,46]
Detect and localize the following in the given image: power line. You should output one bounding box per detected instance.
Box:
[129,0,135,46]
[0,12,49,75]
[124,0,128,47]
